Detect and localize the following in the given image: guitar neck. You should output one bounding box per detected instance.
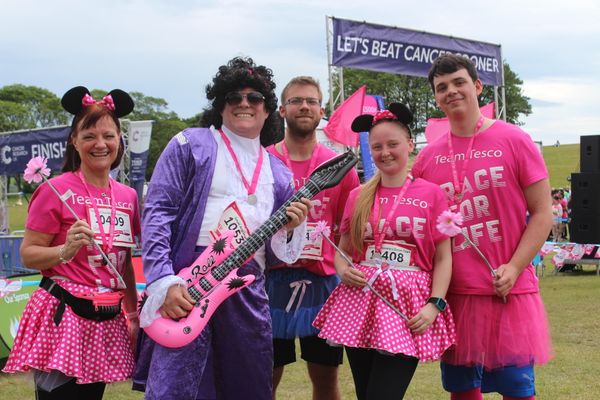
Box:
[211,180,320,280]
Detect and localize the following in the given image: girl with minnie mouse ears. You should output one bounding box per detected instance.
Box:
[314,102,455,399]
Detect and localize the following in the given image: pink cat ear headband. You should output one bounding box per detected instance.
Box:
[61,86,134,118]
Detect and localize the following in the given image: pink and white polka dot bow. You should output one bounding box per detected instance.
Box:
[81,93,115,111]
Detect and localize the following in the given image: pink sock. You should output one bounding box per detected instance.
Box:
[451,388,483,400]
[503,397,534,400]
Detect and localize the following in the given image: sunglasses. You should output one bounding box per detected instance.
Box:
[224,91,265,106]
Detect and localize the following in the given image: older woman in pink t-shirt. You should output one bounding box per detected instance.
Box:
[3,87,141,400]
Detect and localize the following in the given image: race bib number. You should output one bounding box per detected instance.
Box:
[88,206,135,247]
[209,202,251,248]
[363,241,414,268]
[300,222,324,261]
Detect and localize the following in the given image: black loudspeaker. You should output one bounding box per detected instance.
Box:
[569,172,600,243]
[570,216,600,244]
[580,135,600,173]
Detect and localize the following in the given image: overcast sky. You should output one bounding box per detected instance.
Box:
[1,0,599,144]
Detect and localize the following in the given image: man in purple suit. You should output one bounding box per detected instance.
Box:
[133,56,310,400]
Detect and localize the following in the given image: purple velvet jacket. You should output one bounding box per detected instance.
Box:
[133,128,294,395]
[141,127,294,284]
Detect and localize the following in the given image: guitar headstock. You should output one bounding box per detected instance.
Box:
[308,150,358,190]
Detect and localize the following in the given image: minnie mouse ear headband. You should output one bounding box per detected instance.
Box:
[351,103,414,134]
[61,86,134,118]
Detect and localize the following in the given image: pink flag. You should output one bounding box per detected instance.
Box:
[324,85,366,147]
[362,95,379,115]
[424,102,495,144]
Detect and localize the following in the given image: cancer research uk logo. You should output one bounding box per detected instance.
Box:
[1,145,29,165]
[1,145,12,164]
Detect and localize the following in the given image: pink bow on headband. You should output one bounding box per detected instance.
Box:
[372,110,398,125]
[82,93,115,111]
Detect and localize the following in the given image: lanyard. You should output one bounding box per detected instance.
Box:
[77,171,116,254]
[218,129,264,204]
[370,175,412,253]
[447,115,485,205]
[280,140,321,190]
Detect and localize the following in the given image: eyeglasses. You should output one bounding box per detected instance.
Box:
[284,97,321,107]
[224,91,265,106]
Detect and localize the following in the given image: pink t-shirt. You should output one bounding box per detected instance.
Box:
[26,172,141,289]
[266,143,360,275]
[559,198,568,219]
[340,178,449,272]
[412,120,548,294]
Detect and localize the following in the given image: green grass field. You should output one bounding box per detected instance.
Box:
[3,269,599,399]
[542,143,580,189]
[3,143,597,399]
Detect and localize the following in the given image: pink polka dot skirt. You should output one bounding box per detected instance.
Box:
[3,280,134,384]
[313,266,456,362]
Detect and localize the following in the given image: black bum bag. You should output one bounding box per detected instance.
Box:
[40,276,124,325]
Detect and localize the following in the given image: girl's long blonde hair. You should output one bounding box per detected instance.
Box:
[348,171,382,254]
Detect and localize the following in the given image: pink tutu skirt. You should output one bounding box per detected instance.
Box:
[313,265,456,362]
[441,292,553,370]
[2,280,134,384]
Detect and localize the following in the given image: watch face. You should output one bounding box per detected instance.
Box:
[429,297,446,311]
[438,298,447,310]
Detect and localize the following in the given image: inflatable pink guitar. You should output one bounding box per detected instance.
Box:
[142,150,358,348]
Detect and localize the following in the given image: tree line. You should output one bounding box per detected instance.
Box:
[329,62,532,138]
[1,62,531,181]
[0,84,201,181]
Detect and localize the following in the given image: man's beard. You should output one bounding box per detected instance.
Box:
[286,116,319,139]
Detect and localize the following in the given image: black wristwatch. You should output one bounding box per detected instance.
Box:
[427,297,447,312]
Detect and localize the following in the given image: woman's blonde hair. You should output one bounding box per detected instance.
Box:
[348,171,382,254]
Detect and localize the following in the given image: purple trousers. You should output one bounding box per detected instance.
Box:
[133,259,273,400]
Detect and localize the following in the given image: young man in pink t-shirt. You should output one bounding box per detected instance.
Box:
[412,55,553,400]
[266,76,359,400]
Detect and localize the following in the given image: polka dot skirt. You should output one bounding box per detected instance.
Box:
[3,280,134,384]
[313,266,456,362]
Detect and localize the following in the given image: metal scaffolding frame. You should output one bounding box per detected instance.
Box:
[325,16,507,121]
[0,175,7,233]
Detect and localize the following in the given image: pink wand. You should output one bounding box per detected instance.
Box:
[436,210,505,302]
[310,221,409,320]
[24,156,127,289]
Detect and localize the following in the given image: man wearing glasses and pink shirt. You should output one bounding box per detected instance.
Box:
[133,57,311,400]
[266,77,359,400]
